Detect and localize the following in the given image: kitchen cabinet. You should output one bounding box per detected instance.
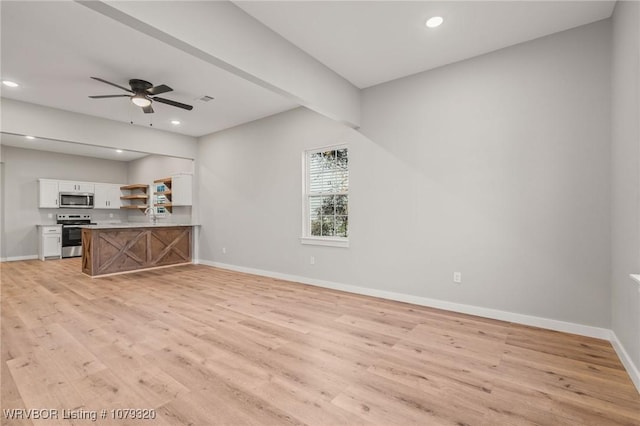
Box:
[38,179,59,208]
[172,174,193,206]
[38,225,62,260]
[94,183,123,209]
[153,173,192,212]
[59,181,94,193]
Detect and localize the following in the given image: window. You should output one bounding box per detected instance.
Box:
[302,145,349,247]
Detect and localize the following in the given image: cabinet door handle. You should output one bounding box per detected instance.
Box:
[58,237,60,243]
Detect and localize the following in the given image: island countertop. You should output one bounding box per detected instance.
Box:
[80,223,200,229]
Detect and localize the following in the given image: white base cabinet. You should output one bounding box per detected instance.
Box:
[38,225,62,260]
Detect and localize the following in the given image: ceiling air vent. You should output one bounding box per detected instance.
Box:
[198,95,214,102]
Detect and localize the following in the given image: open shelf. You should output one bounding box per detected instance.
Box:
[155,203,173,213]
[120,205,148,210]
[120,195,149,200]
[154,178,173,213]
[120,184,149,191]
[120,183,148,212]
[153,177,172,185]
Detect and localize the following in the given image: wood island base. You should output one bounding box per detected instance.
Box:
[82,226,193,277]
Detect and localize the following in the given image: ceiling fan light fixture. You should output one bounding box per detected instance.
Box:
[131,95,151,107]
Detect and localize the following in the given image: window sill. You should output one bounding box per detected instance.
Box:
[300,237,349,248]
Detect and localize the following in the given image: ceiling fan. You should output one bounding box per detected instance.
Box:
[88,77,193,114]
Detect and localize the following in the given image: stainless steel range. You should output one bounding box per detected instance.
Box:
[56,214,94,258]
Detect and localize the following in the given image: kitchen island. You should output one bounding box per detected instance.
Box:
[80,223,197,277]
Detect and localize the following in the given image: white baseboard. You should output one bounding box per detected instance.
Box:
[198,260,611,340]
[0,255,38,262]
[200,260,640,392]
[610,331,640,393]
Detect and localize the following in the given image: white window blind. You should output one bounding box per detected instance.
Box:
[303,145,348,246]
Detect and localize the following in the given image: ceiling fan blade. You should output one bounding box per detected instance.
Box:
[153,97,193,111]
[146,84,172,95]
[142,104,154,114]
[88,94,131,99]
[90,77,133,93]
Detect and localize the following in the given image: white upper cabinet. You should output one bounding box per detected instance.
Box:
[171,174,193,206]
[38,179,124,209]
[58,181,95,193]
[94,183,123,209]
[38,179,59,208]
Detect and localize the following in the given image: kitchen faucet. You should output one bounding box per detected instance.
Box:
[144,207,158,224]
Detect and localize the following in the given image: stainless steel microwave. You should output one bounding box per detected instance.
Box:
[59,192,94,209]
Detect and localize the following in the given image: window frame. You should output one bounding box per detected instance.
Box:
[301,144,349,248]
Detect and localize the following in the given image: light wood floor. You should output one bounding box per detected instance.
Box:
[1,259,639,426]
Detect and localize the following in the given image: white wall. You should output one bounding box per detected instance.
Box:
[610,0,640,378]
[197,20,612,329]
[359,20,612,327]
[127,154,194,223]
[1,145,129,259]
[198,107,362,271]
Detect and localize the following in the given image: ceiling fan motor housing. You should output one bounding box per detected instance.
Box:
[129,79,153,92]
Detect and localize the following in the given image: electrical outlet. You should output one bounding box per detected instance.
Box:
[109,213,114,218]
[47,213,53,219]
[453,272,462,283]
[310,256,315,265]
[222,247,227,254]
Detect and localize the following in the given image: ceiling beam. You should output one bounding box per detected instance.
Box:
[1,99,197,159]
[76,1,361,129]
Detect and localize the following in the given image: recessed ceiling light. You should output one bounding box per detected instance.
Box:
[426,16,444,28]
[2,80,19,88]
[171,120,181,125]
[25,135,35,140]
[116,149,123,153]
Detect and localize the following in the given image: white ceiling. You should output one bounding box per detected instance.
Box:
[0,0,616,146]
[236,1,616,88]
[1,132,148,162]
[0,1,297,138]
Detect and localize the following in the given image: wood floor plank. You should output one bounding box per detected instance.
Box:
[1,259,638,426]
[256,375,373,426]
